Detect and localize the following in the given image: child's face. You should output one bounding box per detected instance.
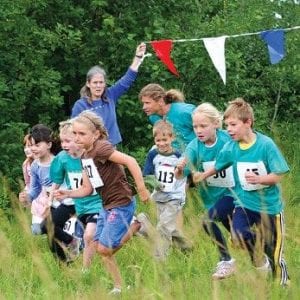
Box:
[72,121,99,151]
[192,113,218,145]
[154,132,173,154]
[24,141,33,159]
[60,131,81,157]
[30,139,51,160]
[141,96,164,116]
[225,116,251,142]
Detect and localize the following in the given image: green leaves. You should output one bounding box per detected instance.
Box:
[0,0,299,183]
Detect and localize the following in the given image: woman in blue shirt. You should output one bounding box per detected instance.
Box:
[71,43,146,146]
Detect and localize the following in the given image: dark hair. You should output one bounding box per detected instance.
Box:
[29,124,61,154]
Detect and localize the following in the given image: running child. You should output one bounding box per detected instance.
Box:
[50,120,102,267]
[143,120,191,259]
[175,103,236,279]
[54,111,150,294]
[198,98,290,285]
[18,124,56,235]
[22,134,34,192]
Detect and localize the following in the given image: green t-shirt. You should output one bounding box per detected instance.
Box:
[184,129,233,209]
[50,150,102,216]
[215,132,289,214]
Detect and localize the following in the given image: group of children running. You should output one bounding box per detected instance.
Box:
[18,43,290,294]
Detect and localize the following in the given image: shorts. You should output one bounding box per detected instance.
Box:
[78,212,100,226]
[94,200,135,249]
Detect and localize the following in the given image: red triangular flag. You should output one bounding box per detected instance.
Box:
[150,40,179,76]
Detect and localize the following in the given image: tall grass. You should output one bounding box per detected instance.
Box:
[0,125,299,299]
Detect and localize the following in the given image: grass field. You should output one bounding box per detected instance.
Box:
[0,187,299,299]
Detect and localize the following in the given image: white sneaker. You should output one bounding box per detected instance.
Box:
[136,213,153,237]
[256,255,271,274]
[108,287,121,295]
[67,237,81,260]
[212,259,236,280]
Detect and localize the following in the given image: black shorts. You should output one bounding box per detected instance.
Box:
[78,213,99,226]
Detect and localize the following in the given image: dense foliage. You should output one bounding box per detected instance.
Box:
[0,0,299,185]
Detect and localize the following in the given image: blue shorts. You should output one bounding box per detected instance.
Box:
[94,199,136,249]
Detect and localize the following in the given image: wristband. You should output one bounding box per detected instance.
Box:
[135,54,143,59]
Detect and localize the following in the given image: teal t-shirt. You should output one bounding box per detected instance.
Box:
[149,102,196,151]
[184,130,233,209]
[215,132,289,214]
[50,150,102,216]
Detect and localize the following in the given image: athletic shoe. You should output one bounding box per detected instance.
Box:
[136,212,153,238]
[212,258,236,280]
[108,287,122,295]
[256,255,271,274]
[67,237,81,260]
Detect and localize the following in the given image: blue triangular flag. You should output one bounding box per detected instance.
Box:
[260,29,285,64]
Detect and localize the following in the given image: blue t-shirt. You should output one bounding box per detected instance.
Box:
[50,151,102,216]
[143,148,186,202]
[71,68,138,146]
[215,131,289,214]
[28,159,53,201]
[149,102,196,151]
[184,130,233,209]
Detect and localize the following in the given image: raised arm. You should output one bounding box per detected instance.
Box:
[129,43,147,71]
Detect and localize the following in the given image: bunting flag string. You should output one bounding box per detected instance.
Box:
[146,25,300,83]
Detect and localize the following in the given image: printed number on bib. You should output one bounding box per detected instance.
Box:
[156,165,175,192]
[68,172,83,189]
[203,161,235,188]
[68,171,98,195]
[237,161,268,191]
[81,158,104,188]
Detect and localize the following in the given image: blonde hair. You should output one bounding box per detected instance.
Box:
[139,83,184,104]
[58,120,73,135]
[23,134,31,146]
[73,111,108,140]
[193,102,223,128]
[153,120,174,138]
[224,98,254,127]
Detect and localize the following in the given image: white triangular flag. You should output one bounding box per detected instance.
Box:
[203,36,227,84]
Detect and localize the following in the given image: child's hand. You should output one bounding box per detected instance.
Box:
[175,158,186,179]
[138,187,151,203]
[245,171,260,184]
[53,189,69,201]
[192,171,205,183]
[176,158,186,172]
[19,191,30,206]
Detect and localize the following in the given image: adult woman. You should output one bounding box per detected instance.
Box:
[139,83,196,151]
[71,43,146,146]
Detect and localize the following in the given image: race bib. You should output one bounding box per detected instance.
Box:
[203,161,235,188]
[237,161,268,191]
[155,164,175,192]
[68,171,98,195]
[81,158,104,188]
[68,172,83,190]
